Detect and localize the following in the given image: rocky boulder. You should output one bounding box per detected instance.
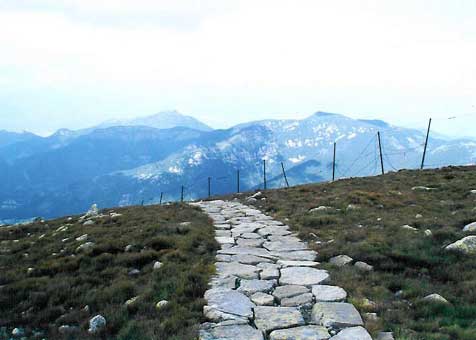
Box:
[445,236,476,255]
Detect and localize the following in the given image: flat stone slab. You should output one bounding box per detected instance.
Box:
[329,326,372,340]
[273,285,310,302]
[236,238,265,247]
[280,267,329,287]
[254,306,305,333]
[311,302,364,329]
[231,254,273,265]
[278,260,320,267]
[237,279,276,296]
[270,325,331,340]
[281,293,314,307]
[264,241,308,252]
[272,250,317,261]
[241,232,262,239]
[251,292,275,306]
[329,255,353,267]
[258,263,281,280]
[215,237,235,244]
[219,247,276,260]
[258,227,292,237]
[312,285,347,302]
[204,289,255,319]
[200,323,264,340]
[216,262,260,279]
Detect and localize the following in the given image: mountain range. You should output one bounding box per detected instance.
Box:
[1,110,475,224]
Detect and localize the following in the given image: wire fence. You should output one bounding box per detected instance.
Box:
[137,114,476,206]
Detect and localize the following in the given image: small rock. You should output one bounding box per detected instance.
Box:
[88,315,106,334]
[312,302,364,328]
[110,212,122,219]
[82,305,90,313]
[124,244,135,252]
[273,285,310,302]
[346,204,359,211]
[125,296,139,308]
[281,293,314,307]
[401,225,418,232]
[309,206,332,213]
[75,242,95,253]
[415,214,423,219]
[58,325,79,335]
[364,312,378,321]
[412,186,435,191]
[156,300,169,309]
[354,261,373,272]
[270,325,330,340]
[312,285,347,302]
[445,236,476,255]
[83,220,95,226]
[424,229,433,237]
[423,293,449,304]
[246,197,258,203]
[153,261,163,270]
[254,306,305,333]
[329,255,353,267]
[463,222,476,232]
[250,292,275,306]
[470,190,476,194]
[75,234,88,242]
[330,326,372,340]
[128,269,140,277]
[377,331,395,340]
[12,328,25,337]
[27,267,35,275]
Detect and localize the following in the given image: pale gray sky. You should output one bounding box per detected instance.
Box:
[0,0,475,137]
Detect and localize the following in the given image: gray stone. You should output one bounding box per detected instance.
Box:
[377,332,395,340]
[251,292,275,306]
[311,302,363,329]
[204,288,255,319]
[237,279,276,296]
[424,229,433,237]
[272,250,318,261]
[88,315,106,334]
[354,261,373,272]
[280,267,329,287]
[423,293,449,304]
[215,230,232,237]
[215,236,235,245]
[199,323,264,340]
[270,325,331,340]
[258,227,292,237]
[258,262,281,280]
[216,254,232,262]
[463,222,476,232]
[75,242,95,253]
[128,269,140,277]
[210,276,237,289]
[264,240,308,252]
[232,254,273,265]
[329,326,372,340]
[278,260,320,267]
[236,238,265,247]
[219,247,276,260]
[445,236,476,255]
[329,255,353,267]
[254,306,305,333]
[401,224,418,232]
[273,285,310,301]
[75,234,88,242]
[83,220,95,226]
[153,261,163,270]
[312,285,347,302]
[216,262,260,279]
[241,232,262,239]
[12,328,25,337]
[281,293,314,307]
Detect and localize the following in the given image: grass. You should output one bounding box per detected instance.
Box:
[231,166,476,339]
[0,203,218,340]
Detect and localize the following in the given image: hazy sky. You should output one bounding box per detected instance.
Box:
[0,0,475,137]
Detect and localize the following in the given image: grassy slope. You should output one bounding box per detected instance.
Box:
[235,166,476,340]
[0,204,218,340]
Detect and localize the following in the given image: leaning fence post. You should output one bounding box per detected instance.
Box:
[181,185,184,203]
[281,162,289,188]
[159,192,163,205]
[263,159,267,190]
[332,142,336,181]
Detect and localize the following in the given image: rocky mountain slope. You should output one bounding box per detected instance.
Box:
[0,111,475,223]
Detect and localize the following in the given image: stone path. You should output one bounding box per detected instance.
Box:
[193,200,372,340]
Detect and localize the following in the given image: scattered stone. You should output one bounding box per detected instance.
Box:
[445,236,476,255]
[76,234,88,242]
[156,300,169,309]
[309,206,332,213]
[12,328,25,337]
[463,222,476,232]
[401,225,418,232]
[312,285,347,302]
[88,315,106,334]
[354,261,373,272]
[346,204,359,210]
[58,325,79,335]
[412,186,435,191]
[153,261,163,270]
[258,262,280,280]
[280,267,329,287]
[251,292,275,306]
[272,250,318,261]
[125,296,139,308]
[424,229,433,237]
[311,302,364,329]
[415,214,423,219]
[281,293,314,307]
[124,244,135,252]
[278,260,320,267]
[199,323,264,340]
[329,255,353,267]
[423,293,449,304]
[364,312,378,321]
[329,326,372,340]
[128,269,140,277]
[83,220,95,226]
[270,325,330,340]
[254,306,305,333]
[75,242,95,253]
[110,212,122,219]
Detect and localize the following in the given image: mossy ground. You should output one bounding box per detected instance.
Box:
[0,203,218,340]
[230,166,476,340]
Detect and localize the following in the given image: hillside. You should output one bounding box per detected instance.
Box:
[0,203,218,339]
[231,166,476,339]
[1,112,475,223]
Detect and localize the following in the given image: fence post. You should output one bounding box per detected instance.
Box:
[159,192,163,205]
[237,169,240,193]
[421,118,432,170]
[377,131,384,175]
[208,177,211,198]
[181,185,184,203]
[281,162,289,188]
[263,159,267,190]
[332,142,336,181]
